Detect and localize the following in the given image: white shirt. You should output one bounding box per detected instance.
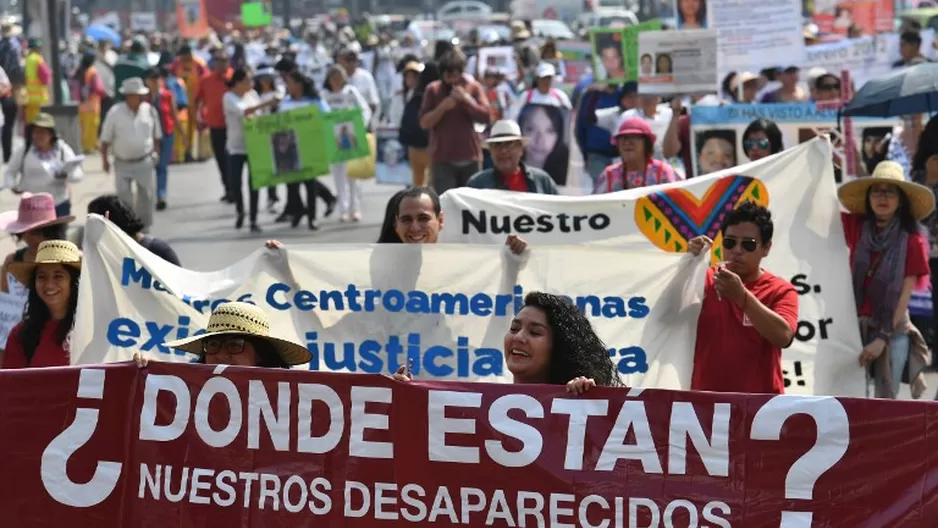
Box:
[4,141,84,204]
[349,68,380,115]
[323,84,373,125]
[100,102,162,161]
[513,86,572,119]
[223,90,260,155]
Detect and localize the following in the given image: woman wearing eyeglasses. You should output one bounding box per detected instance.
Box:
[686,202,799,394]
[838,161,933,399]
[134,302,311,368]
[741,119,783,162]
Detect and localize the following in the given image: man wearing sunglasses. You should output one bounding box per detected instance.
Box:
[687,202,799,394]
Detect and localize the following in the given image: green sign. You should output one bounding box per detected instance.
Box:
[245,106,330,190]
[590,19,661,84]
[321,109,369,163]
[241,2,272,28]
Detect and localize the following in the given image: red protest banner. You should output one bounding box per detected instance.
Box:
[1,362,937,527]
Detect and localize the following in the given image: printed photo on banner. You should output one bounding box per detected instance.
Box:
[675,0,707,28]
[476,46,516,79]
[638,29,718,95]
[690,103,897,177]
[590,29,628,83]
[517,103,570,186]
[374,127,411,186]
[177,0,209,38]
[437,139,866,397]
[244,105,330,189]
[321,109,370,163]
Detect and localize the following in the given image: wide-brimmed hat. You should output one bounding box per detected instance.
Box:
[31,112,56,130]
[611,117,656,145]
[838,161,935,220]
[0,193,75,234]
[403,61,424,74]
[9,240,82,285]
[164,302,312,365]
[730,71,766,93]
[119,77,149,95]
[484,120,528,147]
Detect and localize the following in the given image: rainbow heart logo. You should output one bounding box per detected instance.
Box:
[634,175,769,264]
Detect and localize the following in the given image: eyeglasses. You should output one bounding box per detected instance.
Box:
[870,188,899,198]
[819,83,840,91]
[744,138,770,151]
[203,337,246,355]
[723,236,758,252]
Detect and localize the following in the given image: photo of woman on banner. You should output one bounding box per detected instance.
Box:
[590,30,627,83]
[655,53,673,74]
[375,132,412,186]
[861,126,892,176]
[517,104,570,185]
[676,0,707,29]
[271,130,300,174]
[335,122,357,150]
[695,129,737,176]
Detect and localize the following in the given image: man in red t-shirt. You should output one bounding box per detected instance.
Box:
[688,202,799,394]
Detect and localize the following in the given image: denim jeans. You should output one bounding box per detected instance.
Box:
[55,200,71,217]
[156,133,174,199]
[888,332,910,398]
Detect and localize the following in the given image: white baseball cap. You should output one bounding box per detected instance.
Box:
[535,62,556,79]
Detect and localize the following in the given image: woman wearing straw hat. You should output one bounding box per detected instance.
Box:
[1,240,81,369]
[838,160,934,398]
[0,192,74,297]
[135,302,311,368]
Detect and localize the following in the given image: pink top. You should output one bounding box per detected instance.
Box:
[593,158,678,194]
[37,62,51,85]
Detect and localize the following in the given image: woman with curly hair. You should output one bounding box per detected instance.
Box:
[394,291,622,394]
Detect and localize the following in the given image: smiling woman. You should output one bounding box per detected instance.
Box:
[1,240,82,369]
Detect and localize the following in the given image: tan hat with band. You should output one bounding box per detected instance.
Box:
[165,302,312,366]
[838,160,935,220]
[9,240,82,285]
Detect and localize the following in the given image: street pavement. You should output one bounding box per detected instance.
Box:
[0,152,934,400]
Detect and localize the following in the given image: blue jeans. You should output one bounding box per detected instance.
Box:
[55,200,71,217]
[888,332,910,398]
[156,133,174,199]
[586,153,614,189]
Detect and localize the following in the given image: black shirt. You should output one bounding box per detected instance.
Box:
[139,235,181,266]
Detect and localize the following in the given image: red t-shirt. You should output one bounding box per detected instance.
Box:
[841,213,930,316]
[2,320,69,369]
[692,267,799,394]
[195,70,231,129]
[503,169,527,192]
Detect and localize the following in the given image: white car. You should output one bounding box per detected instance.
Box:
[436,0,492,22]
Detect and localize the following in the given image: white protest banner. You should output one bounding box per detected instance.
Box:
[690,102,896,177]
[73,216,708,388]
[130,12,157,31]
[802,31,936,90]
[709,0,804,72]
[439,138,865,396]
[638,29,718,95]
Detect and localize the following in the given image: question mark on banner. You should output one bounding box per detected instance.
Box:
[750,395,850,527]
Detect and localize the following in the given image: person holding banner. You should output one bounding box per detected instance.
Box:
[393,291,622,393]
[594,118,677,193]
[839,161,934,399]
[687,203,799,394]
[1,240,81,369]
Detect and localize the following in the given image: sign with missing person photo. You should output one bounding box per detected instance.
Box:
[638,29,718,95]
[589,19,661,84]
[244,106,330,189]
[321,109,370,164]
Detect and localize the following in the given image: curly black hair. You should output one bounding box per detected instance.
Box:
[20,266,80,365]
[721,201,773,244]
[522,292,622,387]
[88,194,145,237]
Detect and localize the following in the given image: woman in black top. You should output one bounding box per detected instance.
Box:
[87,195,181,265]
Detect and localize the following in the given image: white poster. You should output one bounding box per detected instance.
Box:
[73,216,709,389]
[477,46,517,80]
[802,31,936,90]
[439,138,865,397]
[638,29,718,95]
[709,0,805,72]
[130,12,157,31]
[374,125,411,186]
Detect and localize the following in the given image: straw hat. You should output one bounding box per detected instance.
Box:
[31,112,56,130]
[9,240,82,285]
[164,302,312,366]
[403,61,424,74]
[484,120,528,147]
[119,77,149,95]
[0,192,75,234]
[838,161,936,220]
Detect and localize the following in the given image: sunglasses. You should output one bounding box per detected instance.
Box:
[722,236,758,252]
[819,83,840,90]
[203,337,246,355]
[744,138,770,151]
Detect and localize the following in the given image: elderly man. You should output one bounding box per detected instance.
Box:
[466,120,557,194]
[99,78,162,231]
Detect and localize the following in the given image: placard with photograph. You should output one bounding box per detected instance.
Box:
[638,29,718,95]
[321,108,370,163]
[477,46,516,79]
[516,103,571,186]
[244,106,330,189]
[374,126,412,186]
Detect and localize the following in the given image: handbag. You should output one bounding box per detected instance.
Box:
[346,133,376,180]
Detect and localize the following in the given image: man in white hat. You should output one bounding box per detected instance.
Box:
[467,120,557,194]
[99,77,163,231]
